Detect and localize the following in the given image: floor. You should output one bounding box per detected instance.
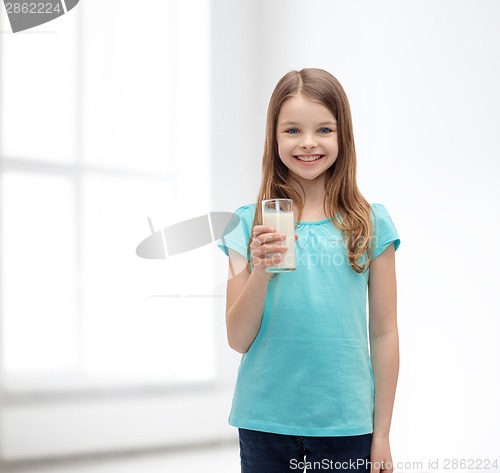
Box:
[2,441,241,473]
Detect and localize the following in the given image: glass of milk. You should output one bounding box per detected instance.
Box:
[262,199,296,272]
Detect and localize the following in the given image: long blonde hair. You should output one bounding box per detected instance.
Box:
[246,68,376,275]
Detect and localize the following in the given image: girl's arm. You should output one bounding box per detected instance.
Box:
[368,242,399,440]
[224,227,296,354]
[225,249,272,353]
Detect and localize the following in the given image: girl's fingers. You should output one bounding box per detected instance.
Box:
[250,228,296,268]
[260,233,286,244]
[253,227,297,241]
[253,225,275,232]
[252,226,275,238]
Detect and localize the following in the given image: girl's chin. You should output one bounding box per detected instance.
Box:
[287,170,326,183]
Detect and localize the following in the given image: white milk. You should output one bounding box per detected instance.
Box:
[262,211,296,272]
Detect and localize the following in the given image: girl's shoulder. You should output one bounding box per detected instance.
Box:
[233,203,257,221]
[370,202,388,213]
[235,202,257,212]
[368,203,400,248]
[230,203,257,232]
[369,202,394,222]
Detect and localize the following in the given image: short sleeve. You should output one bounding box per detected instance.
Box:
[216,204,255,261]
[371,203,401,260]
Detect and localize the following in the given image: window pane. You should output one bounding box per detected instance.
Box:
[0,0,214,390]
[1,173,77,375]
[0,12,78,162]
[81,174,215,383]
[81,0,174,175]
[174,0,211,217]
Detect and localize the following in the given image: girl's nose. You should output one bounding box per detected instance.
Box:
[300,133,317,149]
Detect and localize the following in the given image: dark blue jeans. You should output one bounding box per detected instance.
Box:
[239,428,372,473]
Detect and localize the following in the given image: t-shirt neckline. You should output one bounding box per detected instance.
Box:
[295,217,332,225]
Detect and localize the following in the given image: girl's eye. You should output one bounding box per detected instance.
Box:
[286,128,299,134]
[319,128,332,134]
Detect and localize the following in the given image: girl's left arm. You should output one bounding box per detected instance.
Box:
[368,242,399,471]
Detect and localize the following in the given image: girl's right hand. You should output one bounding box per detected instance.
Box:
[250,225,298,278]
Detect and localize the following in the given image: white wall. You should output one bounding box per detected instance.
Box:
[210,0,262,212]
[1,0,499,466]
[211,0,500,468]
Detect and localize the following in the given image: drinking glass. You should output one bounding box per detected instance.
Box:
[262,199,296,272]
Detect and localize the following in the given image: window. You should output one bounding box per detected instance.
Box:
[0,0,214,393]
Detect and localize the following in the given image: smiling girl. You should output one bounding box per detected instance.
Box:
[218,68,401,473]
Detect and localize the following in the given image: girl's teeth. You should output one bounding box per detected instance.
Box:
[296,156,322,162]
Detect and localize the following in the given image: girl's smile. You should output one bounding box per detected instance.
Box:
[294,153,324,164]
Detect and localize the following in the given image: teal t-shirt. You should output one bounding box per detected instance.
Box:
[217,203,401,436]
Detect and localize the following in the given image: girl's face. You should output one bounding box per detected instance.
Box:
[276,93,338,189]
